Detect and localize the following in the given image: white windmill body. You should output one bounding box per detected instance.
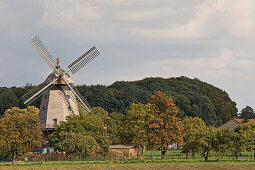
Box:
[22,36,100,130]
[39,68,79,129]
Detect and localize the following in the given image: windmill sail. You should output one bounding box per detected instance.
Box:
[67,46,100,74]
[21,78,58,105]
[30,36,57,70]
[22,36,100,130]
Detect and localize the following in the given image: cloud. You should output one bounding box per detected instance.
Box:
[131,0,255,39]
[146,48,255,80]
[0,0,255,111]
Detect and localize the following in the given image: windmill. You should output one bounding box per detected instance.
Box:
[21,36,100,130]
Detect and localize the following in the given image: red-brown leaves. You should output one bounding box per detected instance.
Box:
[148,91,183,153]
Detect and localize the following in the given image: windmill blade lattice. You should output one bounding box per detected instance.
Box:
[21,79,57,105]
[72,86,91,113]
[30,36,57,70]
[60,77,92,113]
[67,46,100,74]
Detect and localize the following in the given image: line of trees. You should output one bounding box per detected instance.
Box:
[49,91,183,160]
[0,89,253,163]
[0,77,239,127]
[182,117,255,161]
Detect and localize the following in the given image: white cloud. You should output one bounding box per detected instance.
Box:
[146,48,255,79]
[131,0,255,39]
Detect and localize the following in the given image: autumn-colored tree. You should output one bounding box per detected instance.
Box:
[147,91,183,159]
[119,103,152,159]
[0,106,43,164]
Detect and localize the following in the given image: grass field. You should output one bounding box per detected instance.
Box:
[1,150,255,169]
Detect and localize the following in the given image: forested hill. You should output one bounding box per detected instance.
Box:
[0,76,237,126]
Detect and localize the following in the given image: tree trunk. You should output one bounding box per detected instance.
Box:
[192,152,195,158]
[203,149,209,162]
[204,156,208,162]
[11,153,16,164]
[186,152,189,159]
[235,153,238,160]
[140,146,145,158]
[137,149,140,160]
[161,148,167,160]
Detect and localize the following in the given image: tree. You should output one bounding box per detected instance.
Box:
[181,117,206,158]
[0,106,43,164]
[239,106,255,119]
[147,91,183,159]
[199,126,217,162]
[181,117,218,161]
[215,128,235,155]
[234,122,255,159]
[229,130,246,160]
[107,112,124,144]
[57,131,99,158]
[119,103,152,159]
[50,107,110,157]
[0,89,19,114]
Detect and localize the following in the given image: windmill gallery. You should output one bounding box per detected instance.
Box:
[21,36,100,132]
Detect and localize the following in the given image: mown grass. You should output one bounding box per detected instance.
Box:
[1,150,255,169]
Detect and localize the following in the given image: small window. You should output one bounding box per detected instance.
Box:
[53,119,57,124]
[67,95,70,99]
[68,106,71,110]
[42,107,45,111]
[44,94,47,99]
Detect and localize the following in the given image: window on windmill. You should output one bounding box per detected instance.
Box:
[67,95,70,99]
[53,119,57,124]
[43,107,45,111]
[68,106,71,110]
[44,94,47,99]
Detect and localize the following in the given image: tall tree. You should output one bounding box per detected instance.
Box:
[0,106,43,164]
[147,91,183,159]
[239,106,255,119]
[119,103,152,159]
[107,112,124,144]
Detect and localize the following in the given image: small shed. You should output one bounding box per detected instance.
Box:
[110,144,138,158]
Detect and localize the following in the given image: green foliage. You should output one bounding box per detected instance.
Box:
[57,131,98,157]
[49,107,110,157]
[107,112,124,144]
[181,117,217,161]
[0,106,43,164]
[181,117,207,156]
[119,103,152,158]
[239,106,255,119]
[231,122,255,160]
[0,77,238,126]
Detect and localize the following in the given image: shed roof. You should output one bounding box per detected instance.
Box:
[233,118,255,123]
[110,145,135,149]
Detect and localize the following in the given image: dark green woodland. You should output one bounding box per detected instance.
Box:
[0,76,238,126]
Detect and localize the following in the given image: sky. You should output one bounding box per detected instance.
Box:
[0,0,254,112]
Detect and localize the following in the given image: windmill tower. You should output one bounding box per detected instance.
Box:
[21,36,100,130]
